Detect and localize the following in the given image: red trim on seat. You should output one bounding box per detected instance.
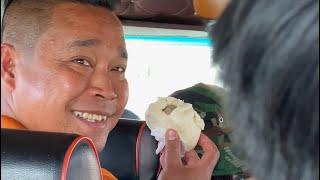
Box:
[135,122,147,175]
[60,136,103,180]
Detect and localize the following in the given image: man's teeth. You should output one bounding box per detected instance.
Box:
[73,111,108,122]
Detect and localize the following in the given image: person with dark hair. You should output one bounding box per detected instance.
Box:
[208,0,319,179]
[1,0,219,179]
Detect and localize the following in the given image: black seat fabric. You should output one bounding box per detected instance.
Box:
[99,120,160,180]
[1,128,101,180]
[121,109,141,120]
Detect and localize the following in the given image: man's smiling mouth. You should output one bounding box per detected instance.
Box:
[73,111,109,123]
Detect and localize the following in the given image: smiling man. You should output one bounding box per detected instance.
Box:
[1,1,128,179]
[1,0,218,179]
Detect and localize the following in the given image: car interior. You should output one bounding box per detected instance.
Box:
[1,0,234,180]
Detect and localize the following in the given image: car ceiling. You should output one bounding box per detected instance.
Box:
[113,0,214,37]
[1,0,213,37]
[113,0,207,26]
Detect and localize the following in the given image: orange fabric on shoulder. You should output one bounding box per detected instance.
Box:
[1,116,26,130]
[101,168,117,180]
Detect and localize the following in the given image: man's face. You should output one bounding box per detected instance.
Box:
[11,3,128,151]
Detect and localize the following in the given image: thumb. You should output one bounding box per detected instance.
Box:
[164,129,182,168]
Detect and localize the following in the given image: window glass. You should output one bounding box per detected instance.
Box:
[125,36,223,119]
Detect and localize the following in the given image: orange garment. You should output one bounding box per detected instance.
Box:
[101,168,117,180]
[1,116,117,180]
[1,116,26,130]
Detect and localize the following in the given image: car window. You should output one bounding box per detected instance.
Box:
[124,34,224,119]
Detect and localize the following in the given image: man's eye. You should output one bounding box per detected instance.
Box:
[73,58,90,66]
[113,66,126,73]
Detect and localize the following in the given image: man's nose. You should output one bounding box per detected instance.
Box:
[88,72,117,100]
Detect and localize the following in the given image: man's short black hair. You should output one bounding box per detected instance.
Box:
[1,0,117,38]
[209,0,319,179]
[2,0,120,57]
[3,0,116,10]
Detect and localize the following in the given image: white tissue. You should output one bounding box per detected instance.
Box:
[150,128,165,154]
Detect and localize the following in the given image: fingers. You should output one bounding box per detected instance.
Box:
[159,152,165,167]
[198,133,220,167]
[163,129,182,168]
[183,150,200,166]
[162,131,219,170]
[159,133,219,180]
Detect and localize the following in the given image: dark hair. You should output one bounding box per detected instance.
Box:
[209,0,319,179]
[1,0,116,38]
[3,0,115,11]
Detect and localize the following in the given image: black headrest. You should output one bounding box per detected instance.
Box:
[99,120,160,180]
[1,128,102,180]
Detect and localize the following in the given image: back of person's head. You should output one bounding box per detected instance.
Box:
[209,0,319,179]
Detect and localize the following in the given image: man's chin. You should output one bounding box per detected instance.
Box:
[81,128,111,152]
[69,115,120,152]
[90,135,109,153]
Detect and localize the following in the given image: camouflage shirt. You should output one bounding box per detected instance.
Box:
[170,83,248,177]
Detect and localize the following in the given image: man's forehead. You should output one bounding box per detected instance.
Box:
[28,2,127,58]
[67,39,102,48]
[52,2,118,24]
[44,3,124,40]
[48,2,123,35]
[65,38,128,59]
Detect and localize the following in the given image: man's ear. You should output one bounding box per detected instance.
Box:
[1,43,17,91]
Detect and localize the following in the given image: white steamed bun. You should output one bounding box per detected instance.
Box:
[145,97,205,154]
